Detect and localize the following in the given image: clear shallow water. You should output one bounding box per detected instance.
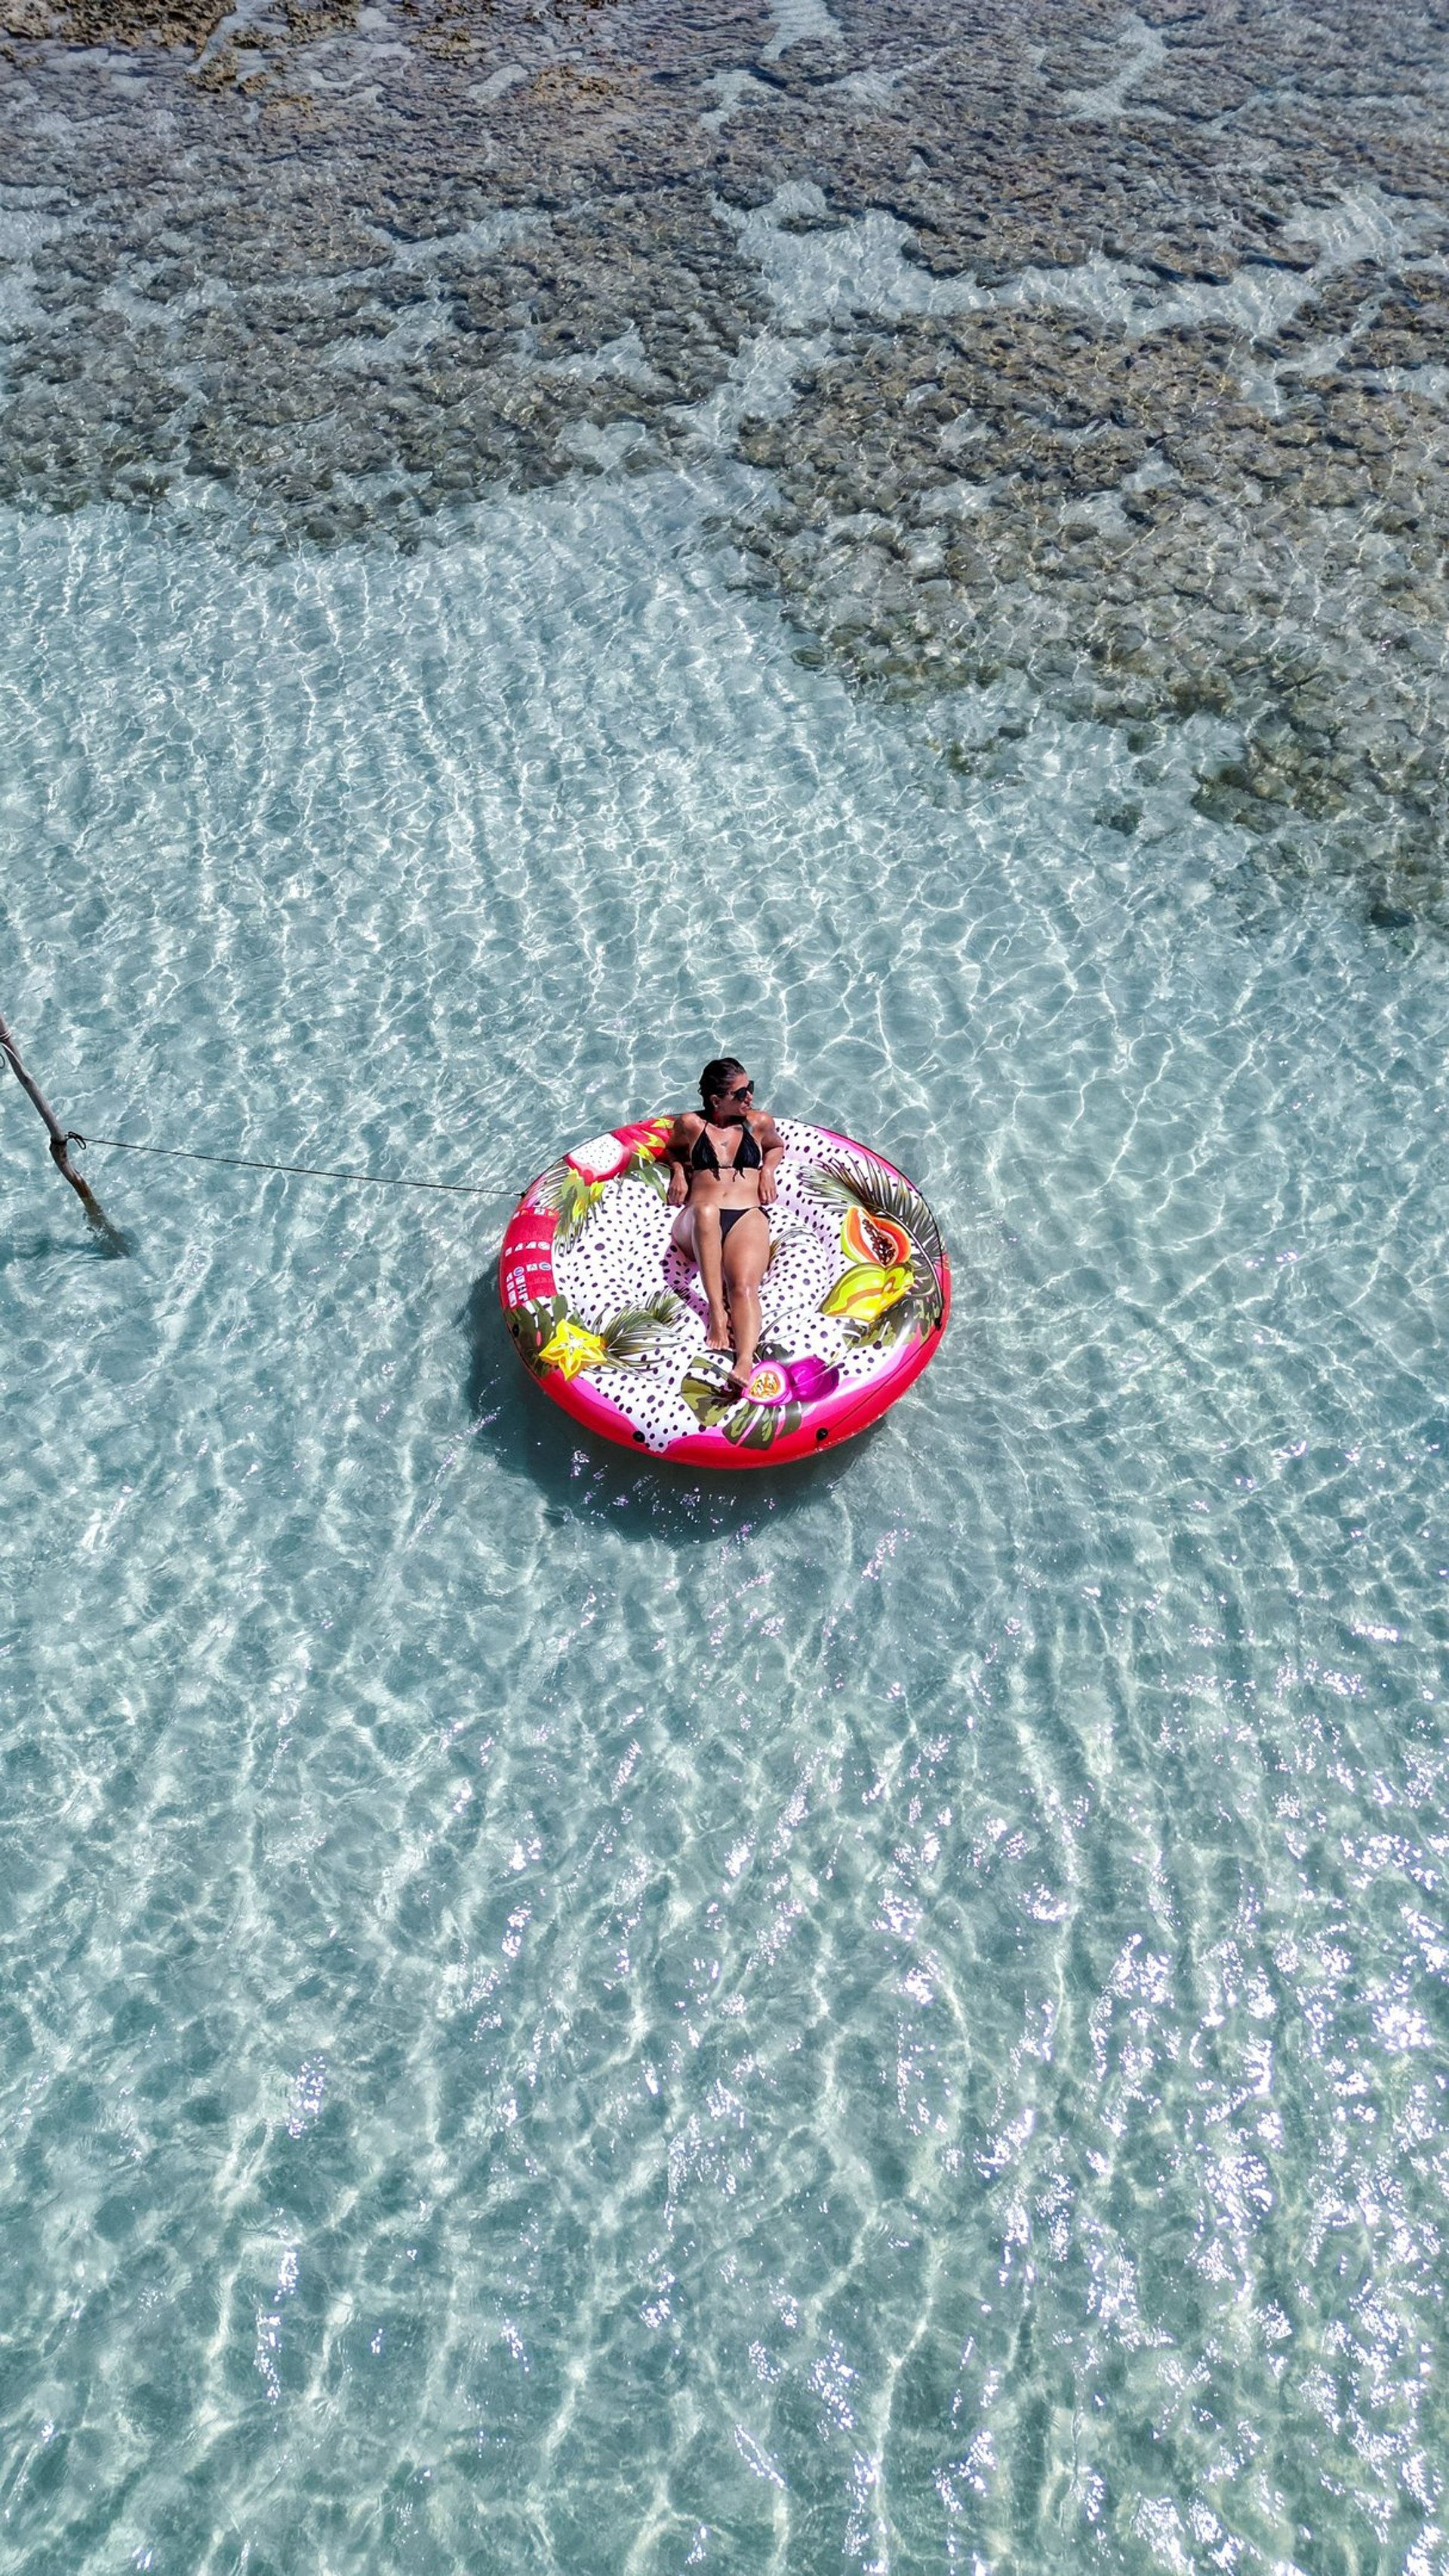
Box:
[2,469,1448,2574]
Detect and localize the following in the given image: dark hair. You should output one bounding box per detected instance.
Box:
[700,1056,747,1109]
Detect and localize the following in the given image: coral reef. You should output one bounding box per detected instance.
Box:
[0,0,1445,906]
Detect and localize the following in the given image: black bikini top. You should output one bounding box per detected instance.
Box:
[691,1116,763,1175]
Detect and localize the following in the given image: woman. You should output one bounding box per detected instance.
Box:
[665,1057,785,1387]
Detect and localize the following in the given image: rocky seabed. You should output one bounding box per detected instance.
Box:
[1,0,1446,920]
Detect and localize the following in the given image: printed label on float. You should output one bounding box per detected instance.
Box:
[501,1214,557,1308]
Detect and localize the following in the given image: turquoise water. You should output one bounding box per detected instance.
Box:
[3,463,1448,2574]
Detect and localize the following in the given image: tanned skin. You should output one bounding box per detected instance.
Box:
[664,1073,783,1386]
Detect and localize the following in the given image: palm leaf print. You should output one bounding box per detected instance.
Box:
[801,1155,945,1347]
[595,1292,686,1368]
[799,1155,946,1279]
[533,1159,608,1247]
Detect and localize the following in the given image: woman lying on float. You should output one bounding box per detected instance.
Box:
[664,1056,784,1389]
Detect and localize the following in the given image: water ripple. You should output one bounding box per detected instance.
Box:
[2,473,1447,2570]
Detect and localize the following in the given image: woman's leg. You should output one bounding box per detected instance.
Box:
[721,1211,771,1380]
[690,1206,731,1351]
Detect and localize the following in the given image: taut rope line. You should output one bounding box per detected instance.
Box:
[75,1135,497,1196]
[3,1006,497,1238]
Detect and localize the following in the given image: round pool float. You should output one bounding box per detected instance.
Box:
[499,1114,949,1467]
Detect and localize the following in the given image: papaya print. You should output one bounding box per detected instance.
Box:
[802,1154,946,1352]
[510,1289,684,1383]
[533,1115,672,1246]
[840,1205,912,1270]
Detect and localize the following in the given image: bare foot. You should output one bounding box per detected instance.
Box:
[705,1309,732,1354]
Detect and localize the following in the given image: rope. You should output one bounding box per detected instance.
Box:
[73,1134,497,1196]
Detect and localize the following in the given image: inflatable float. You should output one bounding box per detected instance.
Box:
[500,1116,949,1467]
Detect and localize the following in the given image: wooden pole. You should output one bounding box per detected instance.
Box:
[0,1006,125,1248]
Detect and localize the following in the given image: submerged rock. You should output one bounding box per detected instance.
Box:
[1367,892,1417,931]
[0,0,1445,912]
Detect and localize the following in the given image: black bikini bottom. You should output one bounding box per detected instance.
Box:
[718,1205,766,1242]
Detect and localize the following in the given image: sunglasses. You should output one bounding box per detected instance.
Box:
[722,1081,754,1102]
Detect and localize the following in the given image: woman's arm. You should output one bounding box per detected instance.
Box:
[757,1114,785,1205]
[664,1113,698,1206]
